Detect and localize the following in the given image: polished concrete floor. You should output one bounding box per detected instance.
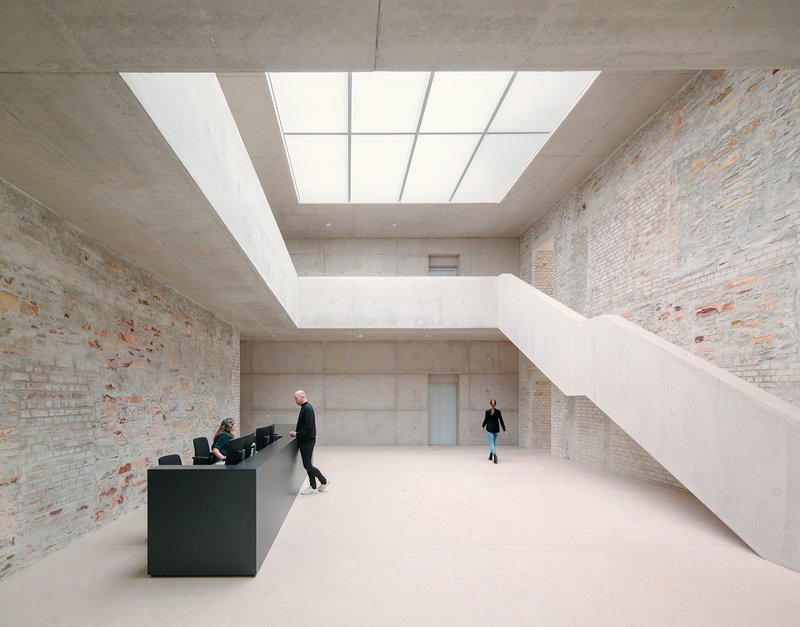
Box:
[2,446,799,626]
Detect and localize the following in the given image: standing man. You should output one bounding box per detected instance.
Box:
[290,390,329,495]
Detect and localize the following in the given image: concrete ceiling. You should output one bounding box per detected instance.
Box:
[1,1,798,72]
[1,2,798,337]
[220,70,696,238]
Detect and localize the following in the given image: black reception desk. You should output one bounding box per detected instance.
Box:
[147,424,305,576]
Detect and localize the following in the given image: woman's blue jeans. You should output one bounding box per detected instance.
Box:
[487,431,498,456]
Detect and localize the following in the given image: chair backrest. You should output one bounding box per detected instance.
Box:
[193,437,211,457]
[158,454,182,465]
[192,437,214,464]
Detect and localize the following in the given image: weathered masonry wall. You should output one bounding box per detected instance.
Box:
[0,181,240,578]
[286,238,519,277]
[241,340,518,446]
[520,70,799,486]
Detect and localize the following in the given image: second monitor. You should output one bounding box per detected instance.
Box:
[224,431,255,465]
[255,424,277,451]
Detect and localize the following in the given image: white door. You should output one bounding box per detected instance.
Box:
[428,383,456,444]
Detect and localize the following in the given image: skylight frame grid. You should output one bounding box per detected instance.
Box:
[267,70,600,205]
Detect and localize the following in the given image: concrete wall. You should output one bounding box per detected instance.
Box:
[241,340,518,446]
[287,238,519,277]
[519,69,800,486]
[0,181,240,578]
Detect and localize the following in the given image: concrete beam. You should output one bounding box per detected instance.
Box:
[1,2,798,72]
[296,277,497,330]
[122,73,298,326]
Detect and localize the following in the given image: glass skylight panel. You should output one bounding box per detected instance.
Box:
[420,72,513,133]
[269,72,348,133]
[402,135,480,203]
[453,134,549,203]
[285,135,348,203]
[351,72,430,133]
[267,70,600,204]
[351,135,414,203]
[490,71,599,133]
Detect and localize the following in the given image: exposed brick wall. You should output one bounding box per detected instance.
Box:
[518,354,551,451]
[0,181,239,578]
[532,250,554,297]
[548,389,683,488]
[520,70,799,487]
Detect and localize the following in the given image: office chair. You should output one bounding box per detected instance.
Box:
[158,454,182,465]
[192,437,214,465]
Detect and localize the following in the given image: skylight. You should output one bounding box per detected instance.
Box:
[268,70,599,204]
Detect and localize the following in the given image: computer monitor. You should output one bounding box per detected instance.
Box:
[224,433,253,465]
[255,424,276,451]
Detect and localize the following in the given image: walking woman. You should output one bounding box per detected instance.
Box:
[482,399,507,464]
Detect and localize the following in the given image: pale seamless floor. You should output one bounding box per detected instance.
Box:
[2,447,799,627]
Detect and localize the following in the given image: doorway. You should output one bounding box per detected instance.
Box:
[428,382,457,444]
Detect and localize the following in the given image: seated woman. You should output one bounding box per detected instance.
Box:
[211,418,235,463]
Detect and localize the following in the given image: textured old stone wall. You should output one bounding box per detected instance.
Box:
[518,355,551,451]
[0,181,240,578]
[520,70,799,485]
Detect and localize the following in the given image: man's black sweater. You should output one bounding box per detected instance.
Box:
[295,402,317,441]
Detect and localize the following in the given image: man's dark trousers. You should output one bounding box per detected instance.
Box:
[298,438,326,488]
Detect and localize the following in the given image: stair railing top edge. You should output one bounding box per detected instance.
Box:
[592,315,800,424]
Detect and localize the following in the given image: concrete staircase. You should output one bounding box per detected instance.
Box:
[497,273,800,573]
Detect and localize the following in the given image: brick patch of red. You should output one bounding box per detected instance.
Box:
[118,463,132,474]
[709,85,732,106]
[724,276,756,290]
[0,474,20,486]
[49,508,62,516]
[696,302,735,317]
[117,331,138,345]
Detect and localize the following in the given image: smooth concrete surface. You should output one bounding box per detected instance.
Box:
[2,447,799,626]
[122,73,298,325]
[297,276,497,330]
[497,274,800,572]
[1,2,798,72]
[241,340,519,445]
[285,237,520,277]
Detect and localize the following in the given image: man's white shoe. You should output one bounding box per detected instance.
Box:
[318,480,330,492]
[300,486,316,495]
